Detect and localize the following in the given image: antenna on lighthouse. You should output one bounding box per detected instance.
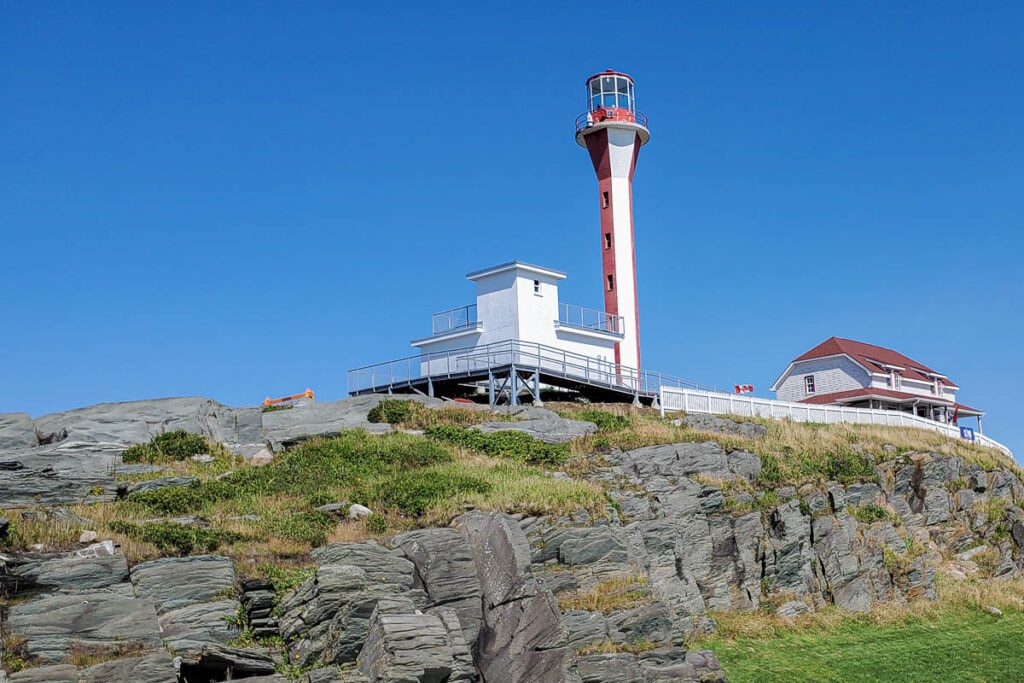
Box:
[575,69,650,372]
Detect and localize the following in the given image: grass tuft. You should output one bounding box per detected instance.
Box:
[557,574,650,613]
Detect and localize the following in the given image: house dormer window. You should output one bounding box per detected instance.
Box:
[933,377,942,395]
[888,370,902,390]
[805,375,816,395]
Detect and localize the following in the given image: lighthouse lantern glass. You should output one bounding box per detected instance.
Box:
[588,74,634,112]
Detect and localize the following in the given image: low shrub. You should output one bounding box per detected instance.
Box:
[573,409,632,432]
[425,426,569,467]
[127,432,455,516]
[368,398,498,429]
[757,448,874,485]
[821,450,876,482]
[367,399,415,425]
[122,430,211,464]
[258,511,335,546]
[108,520,247,555]
[355,467,492,516]
[128,479,236,514]
[365,513,388,534]
[261,403,293,413]
[758,454,785,484]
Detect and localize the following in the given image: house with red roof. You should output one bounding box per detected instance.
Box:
[770,337,985,432]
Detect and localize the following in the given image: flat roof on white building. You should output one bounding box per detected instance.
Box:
[465,261,567,282]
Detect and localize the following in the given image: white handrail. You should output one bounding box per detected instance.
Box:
[659,386,1013,458]
[347,340,720,396]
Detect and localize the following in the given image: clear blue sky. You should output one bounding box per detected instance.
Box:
[2,3,1022,456]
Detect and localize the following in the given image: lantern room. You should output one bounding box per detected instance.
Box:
[575,69,650,147]
[588,71,635,112]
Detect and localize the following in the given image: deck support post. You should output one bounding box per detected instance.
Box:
[488,371,495,407]
[427,377,434,398]
[532,369,543,406]
[509,365,519,406]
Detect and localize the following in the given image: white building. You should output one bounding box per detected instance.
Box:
[410,261,627,394]
[770,337,985,431]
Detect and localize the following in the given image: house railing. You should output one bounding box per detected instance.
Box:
[557,303,624,335]
[347,340,719,397]
[431,304,478,335]
[659,386,1013,458]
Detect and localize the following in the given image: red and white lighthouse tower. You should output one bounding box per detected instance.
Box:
[576,70,650,373]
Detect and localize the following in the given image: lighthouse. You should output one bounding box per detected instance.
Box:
[575,70,650,373]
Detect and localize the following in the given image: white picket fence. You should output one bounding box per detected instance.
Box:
[659,386,1013,458]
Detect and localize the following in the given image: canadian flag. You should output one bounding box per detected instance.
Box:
[734,384,754,395]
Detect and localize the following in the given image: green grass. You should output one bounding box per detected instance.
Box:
[424,426,569,467]
[108,520,248,555]
[88,427,606,564]
[707,608,1024,683]
[121,430,212,464]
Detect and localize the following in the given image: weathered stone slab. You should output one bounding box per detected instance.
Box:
[8,593,162,663]
[2,541,128,596]
[393,528,483,643]
[130,554,236,613]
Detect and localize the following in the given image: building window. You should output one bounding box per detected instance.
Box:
[892,371,902,390]
[805,375,816,395]
[601,191,609,209]
[604,232,612,250]
[606,274,614,291]
[533,279,541,295]
[933,378,942,395]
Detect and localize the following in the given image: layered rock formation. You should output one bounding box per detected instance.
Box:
[1,396,1021,682]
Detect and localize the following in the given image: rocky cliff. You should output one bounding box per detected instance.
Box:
[1,397,1021,682]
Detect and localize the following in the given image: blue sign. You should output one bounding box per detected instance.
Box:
[960,426,975,442]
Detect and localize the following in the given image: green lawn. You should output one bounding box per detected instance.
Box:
[707,608,1024,683]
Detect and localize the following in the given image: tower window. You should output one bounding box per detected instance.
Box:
[606,274,614,291]
[604,232,612,250]
[533,279,541,295]
[601,191,609,208]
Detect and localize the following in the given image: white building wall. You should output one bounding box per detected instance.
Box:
[412,263,620,379]
[474,270,520,346]
[776,356,870,402]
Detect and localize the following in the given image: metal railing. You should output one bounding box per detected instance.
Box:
[659,386,1013,458]
[575,108,649,135]
[347,340,720,397]
[557,303,624,335]
[431,304,478,336]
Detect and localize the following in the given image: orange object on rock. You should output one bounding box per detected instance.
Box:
[262,388,315,406]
